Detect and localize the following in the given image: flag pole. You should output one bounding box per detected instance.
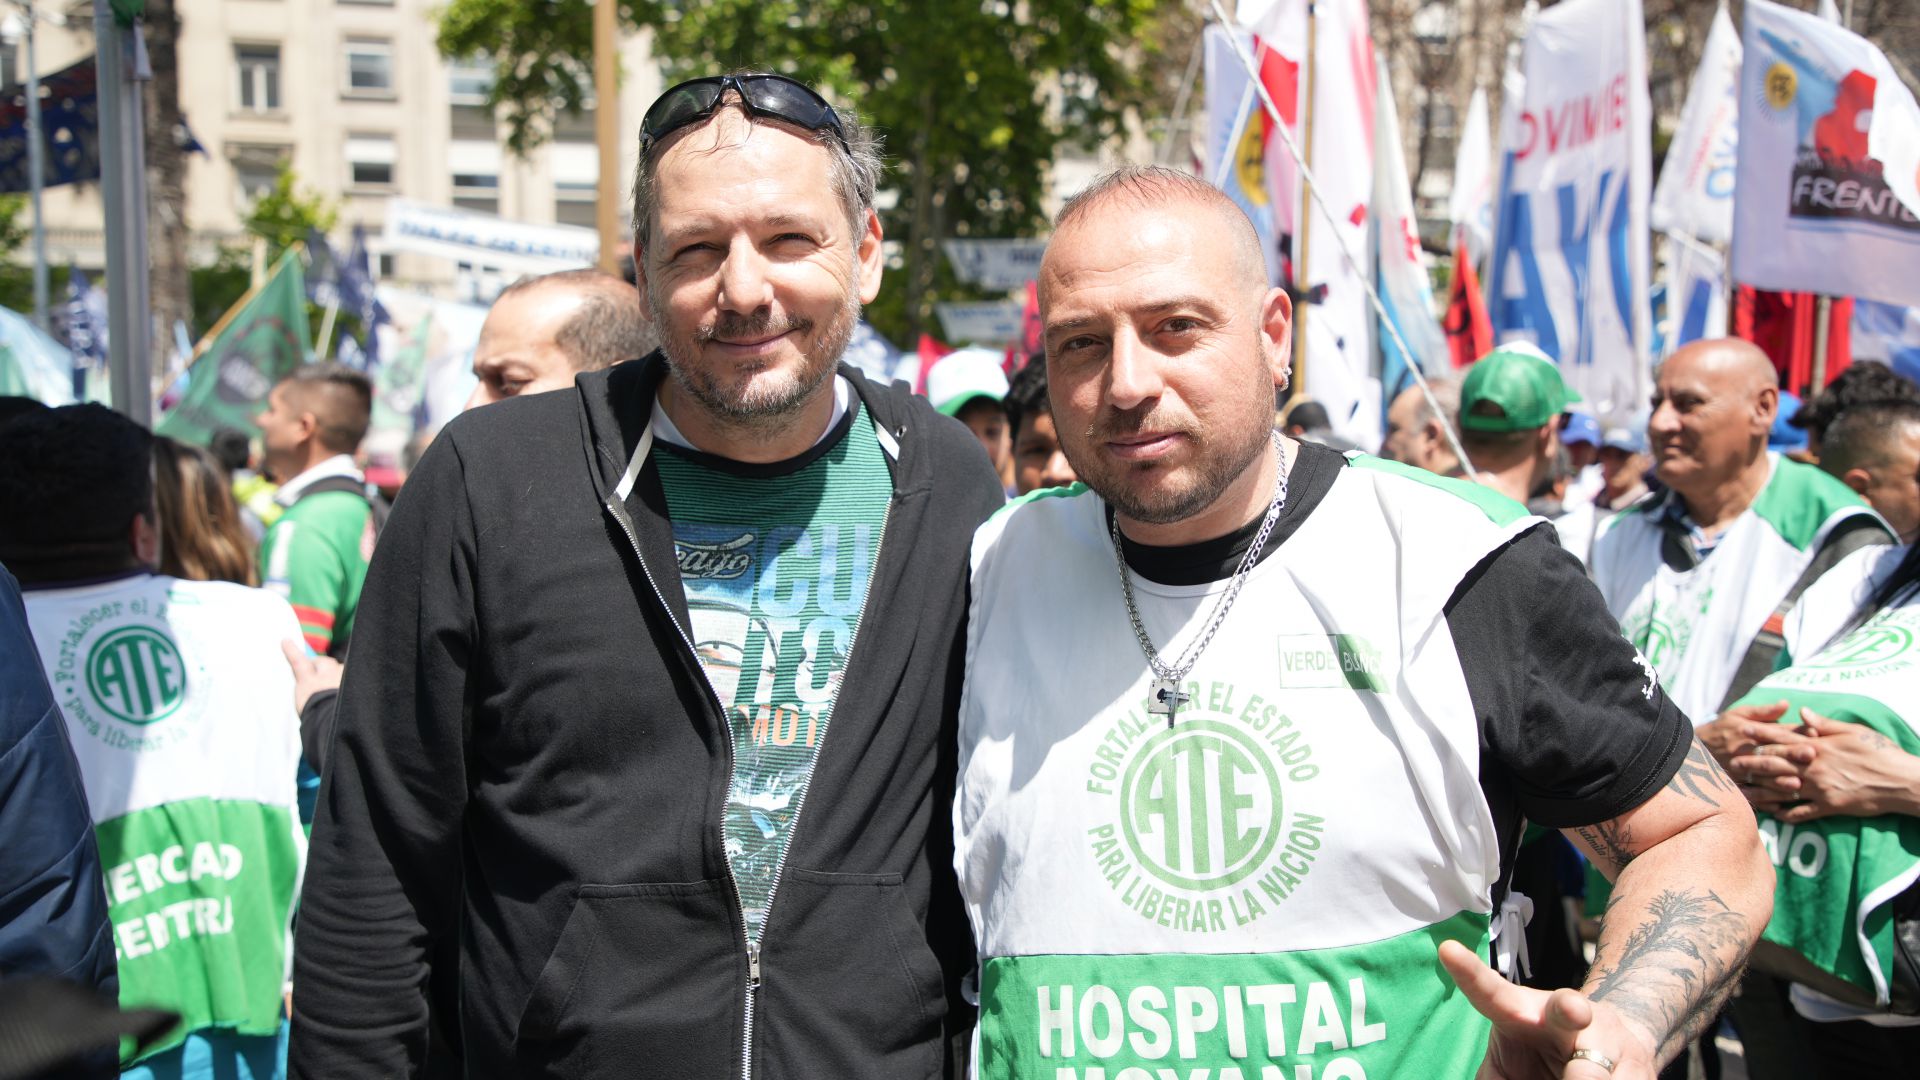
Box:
[1291,0,1317,401]
[592,0,621,274]
[95,0,151,424]
[1811,295,1834,393]
[314,298,340,359]
[1206,0,1477,479]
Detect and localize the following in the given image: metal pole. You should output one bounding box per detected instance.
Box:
[1811,294,1833,394]
[23,0,47,335]
[96,0,151,424]
[592,0,620,273]
[1291,0,1316,400]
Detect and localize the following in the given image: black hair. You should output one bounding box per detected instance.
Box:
[280,363,373,454]
[1792,361,1920,440]
[209,428,252,473]
[1286,401,1331,432]
[0,395,49,428]
[0,403,154,582]
[1005,360,1050,442]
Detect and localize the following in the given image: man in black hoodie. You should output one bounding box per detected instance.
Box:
[290,73,1004,1079]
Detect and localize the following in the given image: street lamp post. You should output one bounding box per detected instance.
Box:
[4,1,51,336]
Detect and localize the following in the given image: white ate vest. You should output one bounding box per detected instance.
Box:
[957,457,1540,1080]
[1589,454,1885,724]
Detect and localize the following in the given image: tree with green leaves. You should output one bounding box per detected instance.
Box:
[244,163,337,262]
[436,0,1185,342]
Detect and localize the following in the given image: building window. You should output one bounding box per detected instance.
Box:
[449,138,500,213]
[229,143,287,212]
[343,40,394,97]
[448,57,494,106]
[346,133,395,188]
[236,45,280,113]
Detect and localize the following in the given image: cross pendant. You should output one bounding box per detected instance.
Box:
[1147,677,1190,726]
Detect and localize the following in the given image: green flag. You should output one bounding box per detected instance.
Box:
[156,250,312,445]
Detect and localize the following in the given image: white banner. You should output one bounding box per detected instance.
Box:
[935,301,1024,346]
[1652,4,1740,246]
[1374,53,1447,400]
[942,239,1048,291]
[383,199,599,275]
[1732,0,1920,307]
[1662,234,1729,355]
[1488,0,1652,426]
[1245,0,1378,445]
[1449,86,1495,264]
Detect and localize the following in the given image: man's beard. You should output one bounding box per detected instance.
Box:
[650,282,861,425]
[1069,359,1278,527]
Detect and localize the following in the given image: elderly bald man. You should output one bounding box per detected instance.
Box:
[1591,339,1892,732]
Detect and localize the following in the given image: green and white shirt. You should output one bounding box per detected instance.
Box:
[22,573,305,1065]
[1733,594,1920,1023]
[1590,454,1887,723]
[653,387,893,940]
[261,455,374,656]
[959,456,1547,1079]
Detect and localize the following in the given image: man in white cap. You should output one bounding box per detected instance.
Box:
[928,347,1014,492]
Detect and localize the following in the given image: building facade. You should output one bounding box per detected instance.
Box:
[8,0,663,303]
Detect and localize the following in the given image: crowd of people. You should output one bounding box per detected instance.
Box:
[1,70,1916,1080]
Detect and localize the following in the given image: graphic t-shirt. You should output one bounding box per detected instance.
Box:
[21,573,305,1066]
[654,404,893,939]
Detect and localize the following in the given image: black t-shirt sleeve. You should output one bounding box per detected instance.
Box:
[1446,524,1693,836]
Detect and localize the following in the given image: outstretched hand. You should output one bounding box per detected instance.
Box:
[1439,940,1660,1080]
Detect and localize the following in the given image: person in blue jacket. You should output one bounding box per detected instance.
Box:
[0,561,115,993]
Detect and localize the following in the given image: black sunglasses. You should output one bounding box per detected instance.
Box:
[639,74,847,154]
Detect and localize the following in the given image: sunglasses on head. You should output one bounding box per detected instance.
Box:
[639,73,847,154]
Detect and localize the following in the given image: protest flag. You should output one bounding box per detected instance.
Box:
[1488,0,1652,425]
[1732,0,1920,307]
[1444,243,1493,370]
[1654,3,1740,247]
[1449,87,1494,266]
[155,249,312,445]
[1373,53,1446,411]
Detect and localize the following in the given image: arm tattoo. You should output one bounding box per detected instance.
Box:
[1587,888,1750,1061]
[1573,818,1637,877]
[1666,739,1740,806]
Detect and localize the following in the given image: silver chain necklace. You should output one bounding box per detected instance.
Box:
[1109,431,1291,726]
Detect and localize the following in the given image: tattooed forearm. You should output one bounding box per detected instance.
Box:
[1586,888,1750,1062]
[1573,818,1638,877]
[1667,739,1740,806]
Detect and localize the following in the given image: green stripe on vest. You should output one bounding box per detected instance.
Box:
[978,911,1492,1079]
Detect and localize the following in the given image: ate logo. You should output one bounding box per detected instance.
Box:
[1122,721,1282,892]
[1810,623,1913,669]
[86,626,188,725]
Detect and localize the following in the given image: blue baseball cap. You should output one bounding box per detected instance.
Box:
[1560,411,1601,447]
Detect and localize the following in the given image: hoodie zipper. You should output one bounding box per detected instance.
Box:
[604,486,897,1080]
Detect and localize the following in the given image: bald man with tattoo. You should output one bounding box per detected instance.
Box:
[957,167,1773,1080]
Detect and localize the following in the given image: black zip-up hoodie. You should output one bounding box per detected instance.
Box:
[290,355,1004,1079]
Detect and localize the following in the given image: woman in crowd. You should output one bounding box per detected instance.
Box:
[153,435,257,586]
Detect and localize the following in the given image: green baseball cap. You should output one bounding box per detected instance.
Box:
[1459,342,1583,432]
